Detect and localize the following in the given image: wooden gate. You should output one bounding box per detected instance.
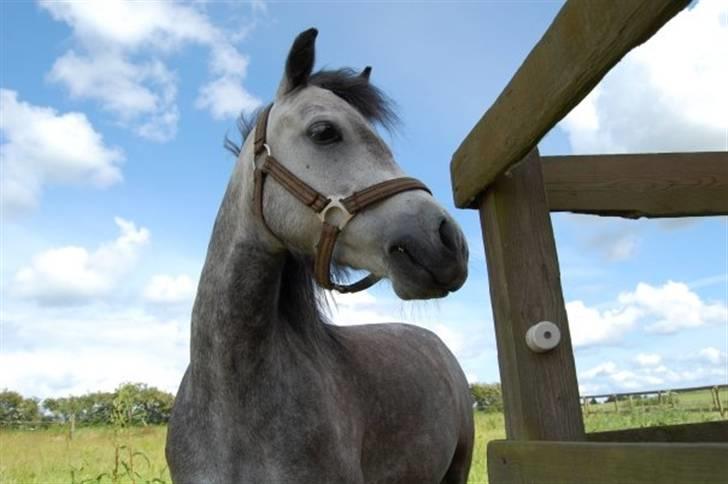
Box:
[450,1,728,482]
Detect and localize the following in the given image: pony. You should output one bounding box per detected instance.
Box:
[166,28,473,483]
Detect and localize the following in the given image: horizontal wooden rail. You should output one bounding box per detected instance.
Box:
[542,152,728,218]
[488,440,728,483]
[450,0,690,208]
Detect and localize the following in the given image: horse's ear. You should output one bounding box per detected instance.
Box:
[360,66,372,82]
[277,28,318,99]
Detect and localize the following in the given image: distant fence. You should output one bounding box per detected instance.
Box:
[581,384,727,417]
[0,420,72,432]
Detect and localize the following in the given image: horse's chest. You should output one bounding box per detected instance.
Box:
[188,400,361,482]
[173,367,362,480]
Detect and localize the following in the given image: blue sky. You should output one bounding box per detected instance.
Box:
[1,0,726,399]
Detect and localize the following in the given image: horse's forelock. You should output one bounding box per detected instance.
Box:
[224,68,398,157]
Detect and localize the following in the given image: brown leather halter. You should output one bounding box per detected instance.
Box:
[252,104,431,293]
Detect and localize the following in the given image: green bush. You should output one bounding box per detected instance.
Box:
[0,390,40,426]
[470,383,503,413]
[1,384,174,428]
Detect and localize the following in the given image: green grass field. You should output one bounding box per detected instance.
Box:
[0,426,169,484]
[1,396,724,484]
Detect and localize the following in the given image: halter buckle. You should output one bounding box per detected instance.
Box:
[318,198,353,230]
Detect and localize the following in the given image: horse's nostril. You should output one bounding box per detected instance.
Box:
[438,219,459,253]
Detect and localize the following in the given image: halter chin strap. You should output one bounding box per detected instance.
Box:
[252,104,431,293]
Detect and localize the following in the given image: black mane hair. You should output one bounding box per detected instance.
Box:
[224,68,398,157]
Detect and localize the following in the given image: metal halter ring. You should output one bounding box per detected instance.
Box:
[318,198,354,230]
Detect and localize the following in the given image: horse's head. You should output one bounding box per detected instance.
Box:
[248,28,467,300]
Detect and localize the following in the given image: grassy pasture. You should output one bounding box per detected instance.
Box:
[467,404,723,483]
[0,426,169,484]
[1,388,724,484]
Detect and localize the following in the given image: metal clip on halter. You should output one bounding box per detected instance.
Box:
[318,198,354,230]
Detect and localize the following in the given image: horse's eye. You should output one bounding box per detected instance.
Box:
[307,121,342,145]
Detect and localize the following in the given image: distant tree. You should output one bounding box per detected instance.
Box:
[136,385,175,424]
[12,384,175,427]
[43,392,114,425]
[43,396,80,423]
[78,391,115,425]
[470,383,503,413]
[111,383,175,426]
[0,389,40,424]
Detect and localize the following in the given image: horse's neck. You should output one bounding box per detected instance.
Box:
[189,152,285,379]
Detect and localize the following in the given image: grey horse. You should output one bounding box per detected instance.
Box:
[166,28,473,483]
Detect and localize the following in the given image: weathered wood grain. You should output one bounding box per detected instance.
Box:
[488,440,728,483]
[588,420,728,443]
[542,151,728,218]
[479,148,584,441]
[451,0,690,208]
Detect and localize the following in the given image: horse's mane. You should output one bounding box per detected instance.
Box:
[224,68,397,333]
[224,68,398,157]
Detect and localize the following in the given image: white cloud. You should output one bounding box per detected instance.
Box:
[566,300,641,348]
[698,347,727,365]
[209,42,251,77]
[605,236,638,261]
[688,273,728,290]
[250,0,268,15]
[0,348,185,399]
[327,290,488,361]
[0,285,487,399]
[561,0,728,154]
[579,348,727,394]
[13,217,149,305]
[580,361,618,381]
[39,0,261,140]
[562,215,644,262]
[587,231,638,262]
[40,1,208,48]
[326,290,389,324]
[0,305,189,398]
[579,362,663,391]
[196,75,261,120]
[0,89,123,215]
[48,52,179,141]
[567,280,727,346]
[619,281,727,333]
[635,353,663,367]
[144,274,197,304]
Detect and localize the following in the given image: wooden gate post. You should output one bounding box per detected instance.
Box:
[714,387,725,417]
[479,148,584,441]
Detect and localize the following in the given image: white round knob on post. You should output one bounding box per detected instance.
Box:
[525,321,561,353]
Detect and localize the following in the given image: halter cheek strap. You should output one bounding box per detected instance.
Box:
[252,104,430,293]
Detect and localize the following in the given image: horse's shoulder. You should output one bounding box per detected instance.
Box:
[330,322,459,374]
[333,322,444,346]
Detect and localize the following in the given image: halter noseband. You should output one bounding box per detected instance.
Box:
[252,104,431,293]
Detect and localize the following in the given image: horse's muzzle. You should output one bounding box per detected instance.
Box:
[386,215,468,300]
